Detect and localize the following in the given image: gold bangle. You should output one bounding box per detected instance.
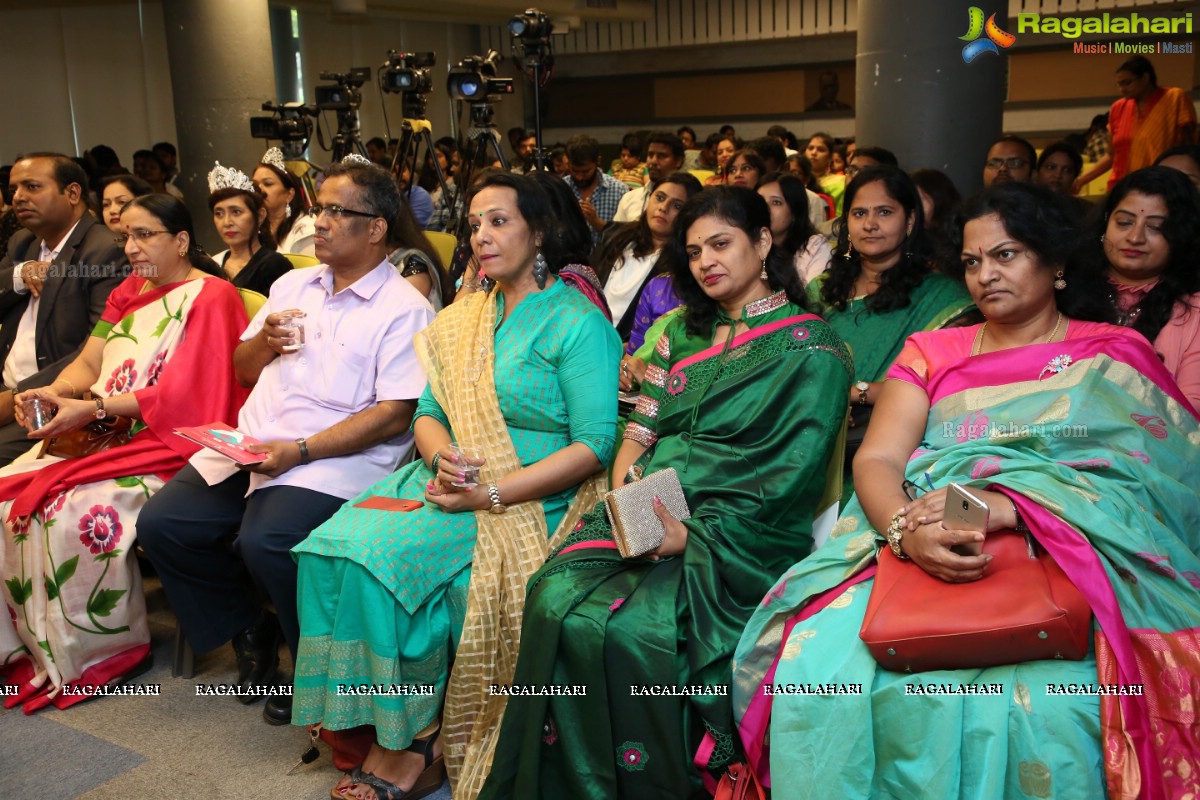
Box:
[886,511,910,560]
[52,378,77,397]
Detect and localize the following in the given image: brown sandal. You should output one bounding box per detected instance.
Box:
[343,734,445,800]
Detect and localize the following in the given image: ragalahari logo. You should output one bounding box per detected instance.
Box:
[960,7,1016,63]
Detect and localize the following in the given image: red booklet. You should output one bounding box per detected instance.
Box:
[175,422,268,465]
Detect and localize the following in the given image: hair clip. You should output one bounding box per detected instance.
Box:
[207,162,255,194]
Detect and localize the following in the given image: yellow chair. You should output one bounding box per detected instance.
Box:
[238,288,267,318]
[425,231,457,268]
[688,169,715,184]
[283,253,321,269]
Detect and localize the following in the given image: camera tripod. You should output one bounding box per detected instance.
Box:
[392,117,451,224]
[445,103,510,283]
[328,108,368,163]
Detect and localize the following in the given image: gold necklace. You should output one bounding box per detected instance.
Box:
[972,312,1064,356]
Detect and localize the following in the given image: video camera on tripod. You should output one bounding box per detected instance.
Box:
[380,51,435,121]
[249,101,318,160]
[315,67,370,111]
[447,50,514,127]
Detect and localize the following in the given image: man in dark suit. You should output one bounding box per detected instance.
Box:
[0,153,127,464]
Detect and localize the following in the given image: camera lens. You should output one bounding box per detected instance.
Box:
[962,501,969,510]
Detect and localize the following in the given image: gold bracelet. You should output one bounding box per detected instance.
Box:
[886,511,910,560]
[52,378,77,397]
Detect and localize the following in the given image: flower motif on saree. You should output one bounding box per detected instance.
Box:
[1183,572,1200,590]
[1127,451,1151,464]
[970,456,1003,479]
[1038,354,1072,380]
[790,326,809,341]
[617,742,649,772]
[105,359,138,394]
[145,351,168,386]
[608,597,625,612]
[1131,413,1168,440]
[542,716,558,745]
[1017,759,1053,798]
[11,515,31,543]
[665,372,687,396]
[1136,553,1178,580]
[78,505,123,555]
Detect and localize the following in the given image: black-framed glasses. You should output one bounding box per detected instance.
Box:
[114,230,170,246]
[901,475,934,502]
[984,157,1029,170]
[306,204,378,220]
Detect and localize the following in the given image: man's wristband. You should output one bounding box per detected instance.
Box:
[296,437,310,465]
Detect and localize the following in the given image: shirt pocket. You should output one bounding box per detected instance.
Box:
[322,344,374,412]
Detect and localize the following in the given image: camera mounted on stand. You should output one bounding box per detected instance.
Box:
[249,101,318,160]
[380,51,435,121]
[509,8,555,172]
[315,67,372,161]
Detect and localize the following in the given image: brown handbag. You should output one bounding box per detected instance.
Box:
[40,415,134,459]
[859,530,1092,673]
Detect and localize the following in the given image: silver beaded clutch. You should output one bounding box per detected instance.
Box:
[604,467,691,558]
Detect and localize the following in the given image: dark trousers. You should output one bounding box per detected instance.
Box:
[0,420,38,467]
[137,464,345,658]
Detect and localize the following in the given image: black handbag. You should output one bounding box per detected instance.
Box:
[844,404,873,460]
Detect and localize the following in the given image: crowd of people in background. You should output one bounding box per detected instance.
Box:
[1,53,1198,800]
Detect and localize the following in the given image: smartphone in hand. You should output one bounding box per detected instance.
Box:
[944,482,989,556]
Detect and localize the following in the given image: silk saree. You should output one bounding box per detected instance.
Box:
[733,322,1200,799]
[480,297,853,799]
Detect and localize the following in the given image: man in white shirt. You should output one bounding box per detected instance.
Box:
[138,158,435,725]
[0,153,127,465]
[613,132,686,223]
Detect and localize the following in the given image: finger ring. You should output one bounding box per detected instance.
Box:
[621,364,629,374]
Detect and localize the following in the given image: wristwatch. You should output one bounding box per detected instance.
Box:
[487,481,507,514]
[93,397,107,419]
[886,511,910,560]
[295,437,310,465]
[855,381,870,406]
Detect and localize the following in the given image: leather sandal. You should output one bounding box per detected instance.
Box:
[346,733,445,800]
[331,766,366,799]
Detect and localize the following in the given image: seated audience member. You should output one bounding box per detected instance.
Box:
[87,145,126,181]
[767,124,799,157]
[758,172,831,285]
[677,126,701,170]
[425,140,460,233]
[695,133,720,171]
[728,149,766,189]
[511,129,538,174]
[1035,141,1084,194]
[207,163,292,295]
[749,136,787,173]
[787,153,835,223]
[609,133,645,188]
[1155,143,1200,190]
[387,201,451,312]
[548,146,569,178]
[291,172,620,800]
[132,149,183,200]
[98,175,152,234]
[0,194,248,711]
[479,187,852,799]
[705,134,742,187]
[152,141,180,185]
[396,164,435,228]
[844,146,899,180]
[982,135,1037,187]
[136,158,436,727]
[613,132,684,223]
[1082,166,1200,410]
[734,181,1200,799]
[1074,56,1198,194]
[910,168,963,269]
[366,137,390,167]
[805,132,846,214]
[833,144,848,174]
[253,148,315,257]
[0,166,19,258]
[593,173,701,341]
[526,170,611,319]
[563,135,629,244]
[0,154,128,466]
[812,167,975,498]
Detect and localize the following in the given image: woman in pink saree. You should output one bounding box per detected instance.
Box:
[733,183,1200,799]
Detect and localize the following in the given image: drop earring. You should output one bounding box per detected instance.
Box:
[843,241,854,260]
[533,250,549,289]
[1054,270,1067,290]
[760,259,769,281]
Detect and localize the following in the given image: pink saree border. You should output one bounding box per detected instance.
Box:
[669,314,822,375]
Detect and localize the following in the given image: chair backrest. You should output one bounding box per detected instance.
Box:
[425,231,458,268]
[238,288,267,319]
[283,253,321,269]
[688,169,715,183]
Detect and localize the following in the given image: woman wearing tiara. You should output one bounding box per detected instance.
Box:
[206,162,293,295]
[253,147,316,258]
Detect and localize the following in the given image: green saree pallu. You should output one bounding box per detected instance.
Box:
[480,301,852,800]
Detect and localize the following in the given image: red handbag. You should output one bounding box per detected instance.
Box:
[859,530,1092,672]
[714,763,766,800]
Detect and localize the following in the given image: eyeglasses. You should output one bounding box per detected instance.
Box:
[985,157,1029,170]
[901,475,935,502]
[306,204,379,220]
[114,230,170,246]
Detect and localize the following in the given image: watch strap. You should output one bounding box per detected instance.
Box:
[295,437,310,465]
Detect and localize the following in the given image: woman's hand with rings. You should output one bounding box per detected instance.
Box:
[619,356,646,392]
[902,520,990,583]
[899,486,949,531]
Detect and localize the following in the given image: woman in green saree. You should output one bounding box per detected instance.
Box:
[810,166,976,501]
[479,186,852,799]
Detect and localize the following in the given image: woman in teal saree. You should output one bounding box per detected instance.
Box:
[734,183,1200,799]
[480,187,852,799]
